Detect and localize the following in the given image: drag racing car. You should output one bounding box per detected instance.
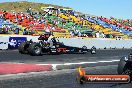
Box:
[117,53,132,81]
[18,33,96,56]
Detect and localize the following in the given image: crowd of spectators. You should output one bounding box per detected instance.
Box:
[0,7,131,39]
[0,24,21,34]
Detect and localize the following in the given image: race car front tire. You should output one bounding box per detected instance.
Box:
[28,43,42,56]
[18,42,29,54]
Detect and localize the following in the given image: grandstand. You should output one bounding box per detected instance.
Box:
[0,1,131,39]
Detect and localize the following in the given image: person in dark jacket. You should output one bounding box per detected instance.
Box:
[23,28,28,35]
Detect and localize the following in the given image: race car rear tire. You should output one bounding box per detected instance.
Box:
[117,57,127,74]
[28,43,42,56]
[18,42,29,54]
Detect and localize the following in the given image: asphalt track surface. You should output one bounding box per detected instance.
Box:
[0,49,132,88]
[0,49,131,64]
[0,65,132,88]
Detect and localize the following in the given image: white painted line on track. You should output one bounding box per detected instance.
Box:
[52,64,59,70]
[0,60,120,71]
[37,59,120,66]
[37,59,120,70]
[0,60,120,66]
[57,60,120,65]
[0,50,18,53]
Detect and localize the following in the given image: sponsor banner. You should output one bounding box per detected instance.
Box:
[84,75,130,83]
[0,36,9,49]
[8,37,27,49]
[77,67,130,84]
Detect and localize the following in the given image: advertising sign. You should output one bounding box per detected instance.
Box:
[8,37,27,49]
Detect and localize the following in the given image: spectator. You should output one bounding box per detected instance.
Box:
[51,25,56,31]
[101,32,105,38]
[23,28,28,35]
[14,27,20,34]
[70,30,74,37]
[78,31,82,37]
[28,28,35,35]
[1,25,7,34]
[73,29,79,36]
[95,31,100,38]
[45,26,51,34]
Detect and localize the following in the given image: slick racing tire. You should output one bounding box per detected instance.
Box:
[28,43,42,56]
[18,42,29,54]
[117,57,127,74]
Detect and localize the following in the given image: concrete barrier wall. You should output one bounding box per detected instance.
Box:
[0,36,9,49]
[58,38,132,49]
[0,35,132,49]
[26,36,39,42]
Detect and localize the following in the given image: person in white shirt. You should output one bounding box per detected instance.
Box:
[45,26,50,33]
[96,32,100,38]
